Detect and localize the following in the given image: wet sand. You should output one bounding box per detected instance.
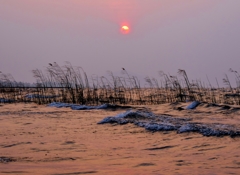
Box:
[1,103,240,175]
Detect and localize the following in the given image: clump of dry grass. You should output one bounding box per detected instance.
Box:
[1,63,240,105]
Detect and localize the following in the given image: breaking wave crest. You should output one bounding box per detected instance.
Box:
[98,110,240,137]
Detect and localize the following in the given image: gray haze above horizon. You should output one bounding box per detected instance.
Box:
[0,0,240,87]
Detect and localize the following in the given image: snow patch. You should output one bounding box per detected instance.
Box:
[98,110,240,137]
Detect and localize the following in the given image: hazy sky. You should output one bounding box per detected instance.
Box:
[1,0,240,86]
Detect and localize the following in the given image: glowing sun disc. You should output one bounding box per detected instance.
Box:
[121,25,130,34]
[122,25,129,30]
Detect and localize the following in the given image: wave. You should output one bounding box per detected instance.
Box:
[98,110,240,137]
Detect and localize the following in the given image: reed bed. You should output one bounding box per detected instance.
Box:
[1,63,240,105]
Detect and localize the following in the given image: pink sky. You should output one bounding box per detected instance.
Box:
[1,0,240,86]
[1,0,220,35]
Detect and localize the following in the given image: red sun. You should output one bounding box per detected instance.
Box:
[121,25,130,34]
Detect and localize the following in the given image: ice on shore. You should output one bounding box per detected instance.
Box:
[186,101,200,109]
[25,94,58,99]
[0,98,14,103]
[48,102,131,110]
[98,110,155,125]
[98,110,240,137]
